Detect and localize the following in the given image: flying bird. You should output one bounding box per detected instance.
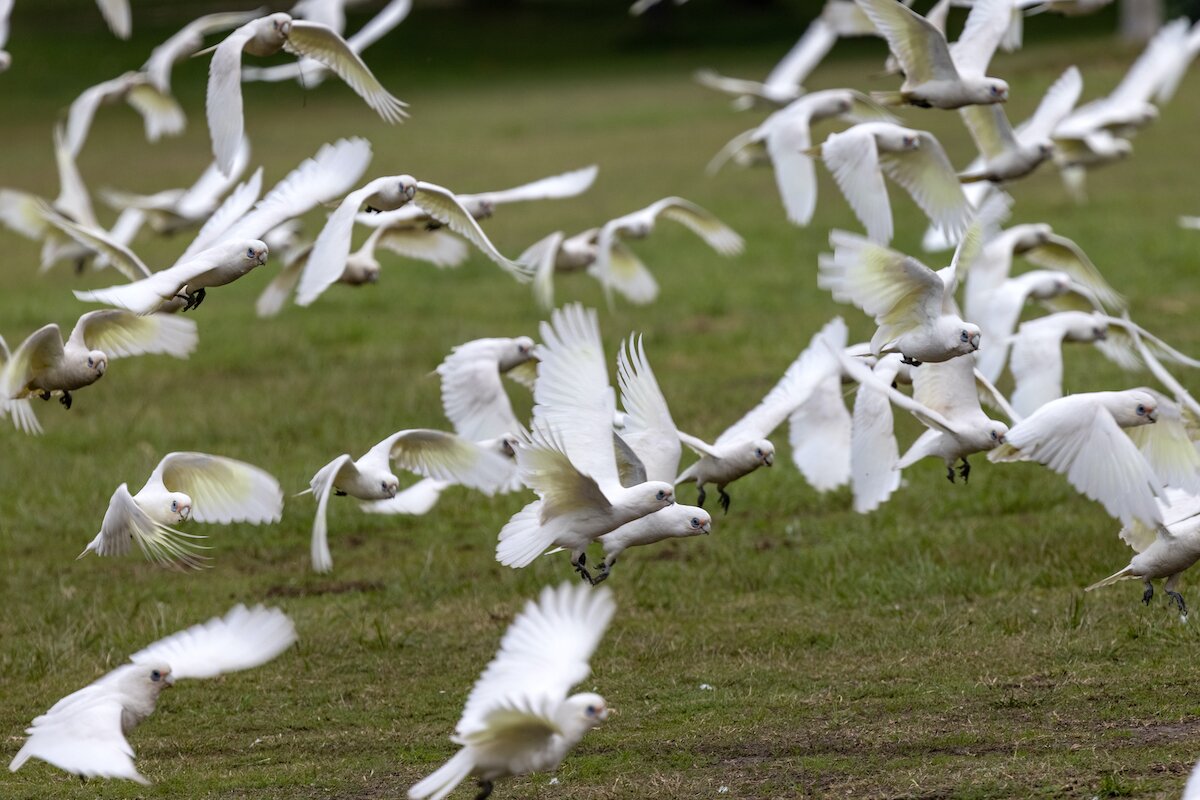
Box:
[78,453,284,568]
[408,582,614,800]
[436,336,537,443]
[205,12,407,174]
[1,311,196,434]
[63,72,185,158]
[9,604,296,784]
[306,429,517,572]
[812,122,970,245]
[143,10,263,94]
[855,0,1012,109]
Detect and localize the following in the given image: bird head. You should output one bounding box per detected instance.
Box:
[641,481,675,512]
[987,79,1009,102]
[497,434,521,459]
[1105,390,1159,426]
[167,492,192,523]
[86,350,108,377]
[381,475,400,499]
[397,175,418,202]
[988,424,1008,447]
[267,12,292,37]
[1035,140,1055,159]
[957,325,982,353]
[498,336,537,371]
[678,505,712,536]
[472,199,496,220]
[244,240,269,267]
[562,692,611,730]
[751,439,775,467]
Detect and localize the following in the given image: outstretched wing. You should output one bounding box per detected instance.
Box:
[363,429,516,494]
[78,483,209,569]
[647,197,744,256]
[617,335,680,483]
[438,340,526,441]
[283,20,408,122]
[128,604,297,681]
[149,452,283,525]
[464,165,598,207]
[414,182,531,282]
[69,310,197,360]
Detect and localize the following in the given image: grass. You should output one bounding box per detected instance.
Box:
[3,3,1200,798]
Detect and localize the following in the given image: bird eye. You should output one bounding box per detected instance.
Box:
[691,517,700,527]
[755,448,763,458]
[960,331,969,342]
[586,704,596,716]
[150,670,161,682]
[991,431,998,440]
[171,500,178,512]
[1137,405,1146,415]
[656,490,665,501]
[247,247,254,258]
[87,357,94,367]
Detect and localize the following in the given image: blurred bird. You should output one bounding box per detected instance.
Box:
[63,72,185,159]
[676,318,847,512]
[143,10,264,94]
[306,429,517,572]
[408,582,614,800]
[204,12,407,174]
[1,311,196,434]
[9,604,296,784]
[811,122,970,245]
[78,453,284,568]
[855,0,1011,109]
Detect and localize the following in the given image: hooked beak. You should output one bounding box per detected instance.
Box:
[1147,409,1158,422]
[763,453,774,467]
[97,361,107,376]
[165,675,176,687]
[701,522,711,535]
[256,250,268,266]
[599,707,614,720]
[1094,328,1107,341]
[969,333,981,351]
[997,434,1006,445]
[179,505,191,520]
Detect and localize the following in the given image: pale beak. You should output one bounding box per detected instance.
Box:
[97,361,107,375]
[180,506,191,520]
[1147,410,1158,422]
[702,523,711,535]
[969,333,981,350]
[165,675,176,687]
[997,434,1006,445]
[763,453,774,467]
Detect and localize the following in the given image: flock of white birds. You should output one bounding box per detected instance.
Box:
[4,0,1200,797]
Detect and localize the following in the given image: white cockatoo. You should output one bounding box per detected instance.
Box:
[307,429,517,572]
[708,90,896,227]
[855,0,1012,109]
[495,305,677,582]
[143,10,263,94]
[205,12,406,174]
[9,604,296,785]
[436,336,537,443]
[1088,488,1200,618]
[957,65,1082,184]
[590,197,743,305]
[676,318,847,512]
[408,582,614,800]
[694,0,879,108]
[295,175,530,307]
[78,453,284,568]
[813,122,970,245]
[63,72,185,158]
[1,311,197,434]
[989,390,1164,527]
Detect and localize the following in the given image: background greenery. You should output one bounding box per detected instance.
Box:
[3,2,1200,798]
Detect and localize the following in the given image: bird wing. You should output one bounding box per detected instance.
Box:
[255,247,307,317]
[364,429,516,494]
[206,23,258,175]
[52,123,97,228]
[376,227,469,267]
[126,82,186,144]
[309,454,357,573]
[589,237,658,305]
[948,0,1012,76]
[647,196,744,256]
[0,325,65,400]
[1125,396,1200,494]
[82,483,209,568]
[717,317,847,446]
[144,11,263,91]
[834,345,956,434]
[128,604,296,681]
[531,303,622,494]
[346,0,413,51]
[1021,233,1124,312]
[765,110,818,225]
[463,165,598,207]
[360,478,452,516]
[1009,320,1066,417]
[764,17,836,92]
[989,396,1164,527]
[38,204,151,281]
[438,340,525,441]
[1107,18,1189,109]
[68,310,197,360]
[854,0,957,84]
[911,351,986,422]
[617,335,681,483]
[283,20,408,123]
[456,581,616,737]
[788,372,853,492]
[849,356,902,513]
[1015,65,1082,144]
[9,684,144,784]
[295,181,377,306]
[414,182,531,281]
[879,131,970,243]
[176,139,251,220]
[149,452,283,525]
[522,231,564,309]
[175,168,264,264]
[821,126,892,244]
[73,257,216,315]
[819,231,943,346]
[959,104,1017,161]
[64,77,124,158]
[516,427,613,518]
[95,0,131,38]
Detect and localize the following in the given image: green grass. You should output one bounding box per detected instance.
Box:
[3,4,1200,798]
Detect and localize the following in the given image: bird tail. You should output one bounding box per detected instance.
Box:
[1086,566,1135,592]
[869,90,905,107]
[407,749,475,800]
[495,500,556,568]
[4,398,42,435]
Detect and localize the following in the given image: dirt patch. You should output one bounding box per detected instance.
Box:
[265,580,385,598]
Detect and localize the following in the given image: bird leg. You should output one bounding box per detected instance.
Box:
[592,556,616,585]
[334,489,347,497]
[1165,574,1188,617]
[718,486,731,514]
[946,464,955,483]
[182,287,207,311]
[695,485,707,508]
[74,257,87,275]
[474,780,494,800]
[900,356,923,367]
[1142,580,1154,605]
[59,391,72,410]
[39,390,52,402]
[572,552,594,585]
[958,458,970,483]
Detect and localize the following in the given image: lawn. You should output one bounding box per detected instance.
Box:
[3,2,1200,798]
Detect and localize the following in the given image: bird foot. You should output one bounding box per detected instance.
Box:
[592,560,613,585]
[1167,590,1188,616]
[946,466,955,484]
[718,488,731,514]
[59,391,72,410]
[474,780,494,800]
[900,356,923,367]
[334,489,347,497]
[74,258,87,276]
[182,287,206,312]
[40,390,52,402]
[696,486,706,509]
[573,553,595,585]
[958,458,970,483]
[1142,582,1154,605]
